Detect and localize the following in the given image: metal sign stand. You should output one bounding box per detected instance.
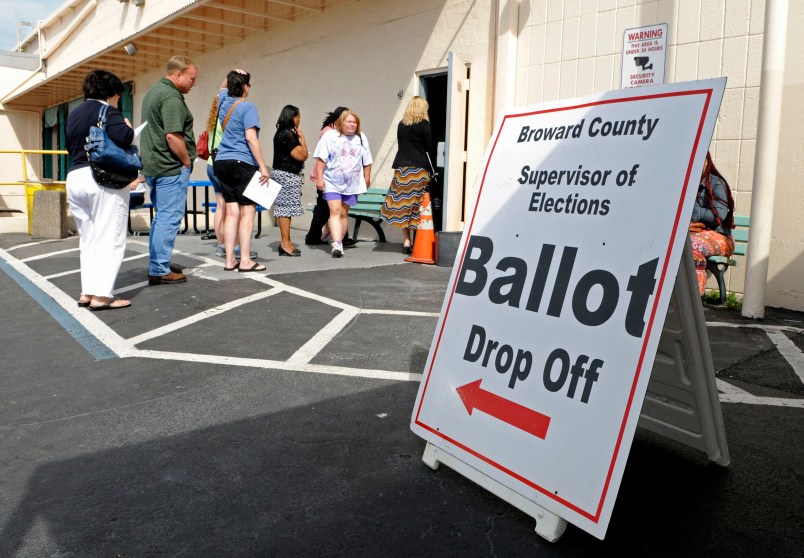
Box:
[420,240,729,541]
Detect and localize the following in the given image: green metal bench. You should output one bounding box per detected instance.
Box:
[349,187,387,242]
[706,215,749,304]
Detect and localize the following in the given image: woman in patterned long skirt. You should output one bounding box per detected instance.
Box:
[690,152,736,295]
[272,104,308,256]
[381,96,436,255]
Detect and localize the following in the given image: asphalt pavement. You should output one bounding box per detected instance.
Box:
[0,227,802,557]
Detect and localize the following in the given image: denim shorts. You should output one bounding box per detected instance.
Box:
[206,164,222,195]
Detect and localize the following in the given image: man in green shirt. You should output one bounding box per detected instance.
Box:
[141,55,198,285]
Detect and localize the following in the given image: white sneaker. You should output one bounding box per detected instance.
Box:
[331,241,343,258]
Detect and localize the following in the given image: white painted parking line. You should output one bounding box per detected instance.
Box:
[362,309,440,318]
[135,348,423,383]
[288,308,361,365]
[127,287,284,345]
[45,253,149,279]
[717,379,804,408]
[5,242,803,400]
[707,321,804,334]
[6,239,66,251]
[130,239,221,269]
[765,330,804,384]
[0,246,134,358]
[20,247,80,262]
[247,274,357,311]
[114,281,149,295]
[708,320,804,387]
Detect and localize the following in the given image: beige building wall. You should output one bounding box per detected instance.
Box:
[2,0,494,239]
[0,108,41,216]
[131,0,494,240]
[0,65,44,218]
[514,0,803,311]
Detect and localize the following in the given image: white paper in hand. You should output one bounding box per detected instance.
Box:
[243,173,282,209]
[134,121,148,138]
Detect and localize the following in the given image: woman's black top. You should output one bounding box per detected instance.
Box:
[65,100,134,171]
[272,128,303,174]
[391,120,434,171]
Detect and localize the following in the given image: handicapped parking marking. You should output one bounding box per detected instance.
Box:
[0,252,118,360]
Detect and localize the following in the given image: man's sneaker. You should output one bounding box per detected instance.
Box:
[234,246,257,259]
[331,241,344,258]
[148,271,187,286]
[342,237,357,247]
[214,245,226,257]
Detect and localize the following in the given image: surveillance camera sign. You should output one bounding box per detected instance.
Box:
[621,23,668,88]
[411,78,725,539]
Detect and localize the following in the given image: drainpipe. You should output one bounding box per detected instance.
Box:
[742,0,789,319]
[493,0,520,121]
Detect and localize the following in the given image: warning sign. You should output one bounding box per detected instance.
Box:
[621,23,667,89]
[411,79,725,539]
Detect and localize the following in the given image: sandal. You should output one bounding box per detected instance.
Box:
[89,297,131,311]
[78,295,92,308]
[238,262,267,272]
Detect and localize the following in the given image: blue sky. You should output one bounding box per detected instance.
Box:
[0,0,64,52]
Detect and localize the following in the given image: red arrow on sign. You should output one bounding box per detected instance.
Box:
[456,379,551,440]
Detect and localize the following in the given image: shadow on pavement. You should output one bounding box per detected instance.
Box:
[2,380,802,557]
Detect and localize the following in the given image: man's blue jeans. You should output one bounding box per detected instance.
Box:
[147,167,190,276]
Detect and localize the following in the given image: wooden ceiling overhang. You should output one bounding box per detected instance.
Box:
[3,0,347,109]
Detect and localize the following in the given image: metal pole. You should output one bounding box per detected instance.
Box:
[742,0,789,319]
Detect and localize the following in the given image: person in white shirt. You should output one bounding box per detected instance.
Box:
[313,110,372,257]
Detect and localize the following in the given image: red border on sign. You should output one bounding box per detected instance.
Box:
[414,88,714,522]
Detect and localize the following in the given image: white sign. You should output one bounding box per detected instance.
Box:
[621,23,668,89]
[411,79,725,539]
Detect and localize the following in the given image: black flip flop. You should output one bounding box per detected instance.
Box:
[238,262,266,272]
[224,263,240,271]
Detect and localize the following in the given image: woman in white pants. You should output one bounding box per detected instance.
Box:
[65,70,141,310]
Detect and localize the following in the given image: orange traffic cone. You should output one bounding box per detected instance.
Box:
[404,191,436,264]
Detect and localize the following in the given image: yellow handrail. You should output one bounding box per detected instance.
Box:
[0,149,68,186]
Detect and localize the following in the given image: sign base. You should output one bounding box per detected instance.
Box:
[422,442,568,542]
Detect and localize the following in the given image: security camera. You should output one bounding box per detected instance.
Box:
[634,56,653,71]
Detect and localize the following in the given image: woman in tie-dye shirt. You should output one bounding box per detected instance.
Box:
[313,110,372,258]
